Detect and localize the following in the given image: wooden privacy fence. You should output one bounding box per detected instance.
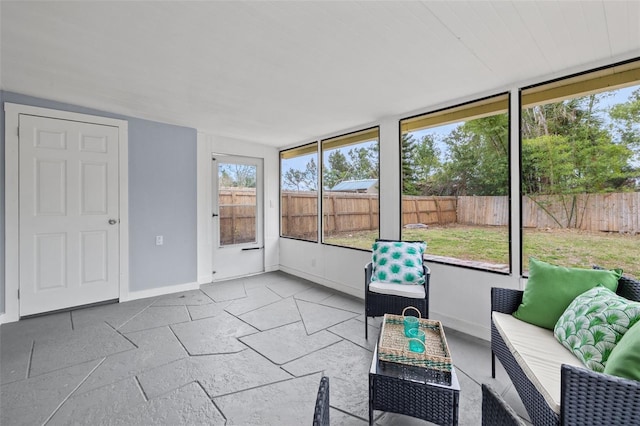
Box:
[323,192,379,235]
[279,191,380,239]
[281,191,318,240]
[457,196,509,226]
[402,195,457,226]
[221,190,640,242]
[521,193,640,233]
[218,188,257,245]
[456,193,640,233]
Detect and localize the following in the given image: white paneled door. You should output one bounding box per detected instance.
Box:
[19,115,120,316]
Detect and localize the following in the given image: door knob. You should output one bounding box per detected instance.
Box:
[212,213,219,217]
[108,219,118,225]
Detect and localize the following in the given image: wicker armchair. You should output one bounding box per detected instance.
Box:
[491,272,640,426]
[312,376,329,426]
[364,261,430,339]
[481,383,525,426]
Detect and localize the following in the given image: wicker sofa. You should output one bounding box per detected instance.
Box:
[491,273,640,426]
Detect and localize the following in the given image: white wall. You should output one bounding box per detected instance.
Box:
[197,133,280,284]
[279,240,371,299]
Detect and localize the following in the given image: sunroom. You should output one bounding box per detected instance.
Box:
[1,1,639,425]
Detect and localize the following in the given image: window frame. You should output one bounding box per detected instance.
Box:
[320,126,380,252]
[279,141,320,243]
[399,92,512,275]
[519,58,640,277]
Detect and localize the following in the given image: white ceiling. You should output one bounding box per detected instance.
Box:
[2,1,639,147]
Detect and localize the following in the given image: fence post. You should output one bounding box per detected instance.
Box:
[286,193,291,236]
[230,190,236,244]
[434,197,442,224]
[333,194,340,233]
[369,197,374,230]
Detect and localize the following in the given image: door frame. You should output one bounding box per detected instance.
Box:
[2,103,129,323]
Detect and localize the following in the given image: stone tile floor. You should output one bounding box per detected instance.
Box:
[1,271,531,425]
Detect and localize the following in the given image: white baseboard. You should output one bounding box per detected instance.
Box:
[198,274,213,285]
[279,265,363,300]
[265,264,279,273]
[0,312,16,325]
[121,281,200,302]
[431,310,490,342]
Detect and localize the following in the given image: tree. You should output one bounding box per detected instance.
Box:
[520,93,636,228]
[610,87,640,180]
[521,135,574,194]
[219,164,256,188]
[522,93,634,195]
[348,146,378,180]
[413,134,441,183]
[401,133,420,195]
[324,150,350,189]
[283,158,317,191]
[426,115,509,196]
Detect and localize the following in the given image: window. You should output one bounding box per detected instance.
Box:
[400,94,510,273]
[280,143,319,242]
[521,61,640,278]
[217,161,257,245]
[321,128,379,250]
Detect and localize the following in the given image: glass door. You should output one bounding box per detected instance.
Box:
[212,155,264,280]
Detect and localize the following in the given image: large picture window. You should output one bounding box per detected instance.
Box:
[400,94,510,273]
[321,128,379,250]
[280,143,319,242]
[521,61,640,278]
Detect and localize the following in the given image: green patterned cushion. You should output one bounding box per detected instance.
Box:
[513,258,622,330]
[554,286,640,372]
[371,240,426,285]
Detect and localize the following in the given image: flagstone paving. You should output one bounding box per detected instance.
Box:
[0,270,531,425]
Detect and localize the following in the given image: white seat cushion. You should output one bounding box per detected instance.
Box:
[492,312,583,414]
[368,282,425,298]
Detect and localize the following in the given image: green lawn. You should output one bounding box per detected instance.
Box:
[324,225,640,279]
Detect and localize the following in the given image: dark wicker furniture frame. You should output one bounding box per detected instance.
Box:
[312,376,329,426]
[369,334,460,426]
[481,383,525,426]
[364,262,430,339]
[491,273,640,426]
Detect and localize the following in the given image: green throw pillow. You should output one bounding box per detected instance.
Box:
[554,286,640,372]
[513,258,622,329]
[604,321,640,380]
[371,240,426,285]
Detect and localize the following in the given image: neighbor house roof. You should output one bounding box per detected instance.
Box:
[330,179,378,191]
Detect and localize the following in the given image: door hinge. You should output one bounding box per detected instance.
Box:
[17,289,20,299]
[17,127,20,137]
[212,271,216,275]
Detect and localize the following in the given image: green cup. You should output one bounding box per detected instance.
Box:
[404,316,419,337]
[407,328,426,353]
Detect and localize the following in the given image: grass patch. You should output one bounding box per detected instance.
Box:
[324,225,640,279]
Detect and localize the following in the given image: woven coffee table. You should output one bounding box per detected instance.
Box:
[369,332,460,425]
